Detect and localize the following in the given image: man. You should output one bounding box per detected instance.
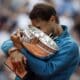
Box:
[1,3,79,80]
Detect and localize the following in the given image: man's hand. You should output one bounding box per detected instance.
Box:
[10,29,23,49]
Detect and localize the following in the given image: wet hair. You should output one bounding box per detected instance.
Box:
[29,3,59,24]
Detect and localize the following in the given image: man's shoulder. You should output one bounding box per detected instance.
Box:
[60,35,78,47]
[59,36,79,54]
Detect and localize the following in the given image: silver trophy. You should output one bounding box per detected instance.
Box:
[19,25,58,56]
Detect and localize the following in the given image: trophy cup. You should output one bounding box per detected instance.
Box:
[20,25,58,57]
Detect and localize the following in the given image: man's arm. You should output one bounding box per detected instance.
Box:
[20,42,79,76]
[1,40,79,76]
[1,40,14,56]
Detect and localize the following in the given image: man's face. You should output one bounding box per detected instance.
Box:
[31,19,54,35]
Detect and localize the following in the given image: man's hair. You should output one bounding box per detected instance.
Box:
[29,3,59,24]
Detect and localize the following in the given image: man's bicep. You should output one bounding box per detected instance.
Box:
[1,39,14,56]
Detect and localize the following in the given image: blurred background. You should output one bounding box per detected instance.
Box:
[0,0,80,80]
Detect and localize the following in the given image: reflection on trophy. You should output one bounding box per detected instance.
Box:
[5,47,27,79]
[10,50,26,73]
